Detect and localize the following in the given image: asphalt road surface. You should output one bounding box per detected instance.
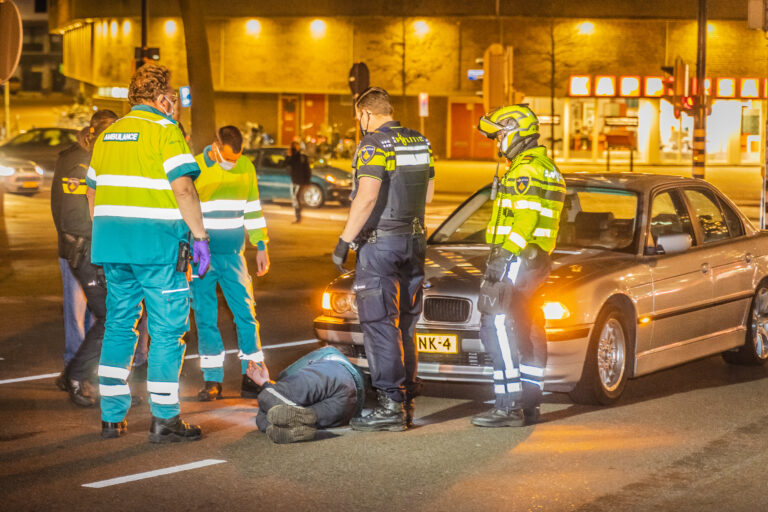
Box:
[2,191,768,511]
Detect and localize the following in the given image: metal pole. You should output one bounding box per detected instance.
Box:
[3,79,9,142]
[692,0,707,180]
[141,0,148,51]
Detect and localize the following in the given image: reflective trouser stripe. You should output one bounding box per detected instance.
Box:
[148,381,179,405]
[98,365,130,380]
[521,378,544,389]
[494,384,506,394]
[494,314,519,394]
[506,259,521,284]
[200,351,226,368]
[238,350,264,363]
[520,364,545,377]
[506,382,522,393]
[265,387,296,406]
[100,384,131,396]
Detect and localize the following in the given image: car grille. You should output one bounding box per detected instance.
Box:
[341,344,492,367]
[423,297,471,323]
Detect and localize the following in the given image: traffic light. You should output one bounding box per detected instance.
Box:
[662,56,690,119]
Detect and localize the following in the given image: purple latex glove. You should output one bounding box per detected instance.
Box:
[192,239,211,277]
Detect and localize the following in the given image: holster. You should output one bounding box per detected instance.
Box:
[61,233,88,269]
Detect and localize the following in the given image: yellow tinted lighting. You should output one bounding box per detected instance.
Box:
[110,20,118,37]
[310,19,327,39]
[542,302,570,320]
[640,316,651,324]
[322,292,331,310]
[413,20,429,37]
[741,78,759,98]
[246,19,261,36]
[122,20,131,36]
[716,78,735,98]
[325,175,336,183]
[644,77,664,97]
[577,21,595,35]
[595,76,616,96]
[620,76,640,97]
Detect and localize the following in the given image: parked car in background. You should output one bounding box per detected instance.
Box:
[0,156,43,195]
[315,173,768,405]
[244,146,353,208]
[0,128,78,174]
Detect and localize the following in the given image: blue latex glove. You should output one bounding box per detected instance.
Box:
[192,239,211,277]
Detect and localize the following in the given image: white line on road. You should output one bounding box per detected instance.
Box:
[263,338,319,350]
[0,372,60,385]
[82,459,227,488]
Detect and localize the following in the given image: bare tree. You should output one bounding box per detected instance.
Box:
[178,0,215,153]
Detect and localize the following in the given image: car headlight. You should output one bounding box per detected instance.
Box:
[325,174,336,183]
[542,302,570,320]
[337,179,351,187]
[34,166,44,176]
[323,291,357,315]
[0,165,15,177]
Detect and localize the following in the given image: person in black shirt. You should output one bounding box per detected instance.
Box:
[286,141,311,223]
[51,109,117,407]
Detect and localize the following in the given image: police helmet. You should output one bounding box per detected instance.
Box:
[477,104,540,160]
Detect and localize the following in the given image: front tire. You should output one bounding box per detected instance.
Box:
[570,305,630,405]
[301,183,324,208]
[722,284,768,366]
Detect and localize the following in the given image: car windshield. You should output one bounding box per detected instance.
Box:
[430,185,639,253]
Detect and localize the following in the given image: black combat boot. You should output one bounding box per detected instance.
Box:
[67,378,97,408]
[197,381,222,401]
[101,419,127,439]
[471,407,525,428]
[350,390,407,432]
[241,374,263,398]
[148,415,202,443]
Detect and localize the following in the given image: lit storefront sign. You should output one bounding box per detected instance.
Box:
[569,76,591,96]
[740,78,759,98]
[619,76,641,97]
[644,77,665,97]
[97,86,129,99]
[716,78,736,98]
[595,76,616,96]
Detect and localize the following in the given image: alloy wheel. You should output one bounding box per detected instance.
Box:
[597,317,626,392]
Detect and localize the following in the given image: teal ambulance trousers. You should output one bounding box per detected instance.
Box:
[190,253,262,383]
[98,263,190,422]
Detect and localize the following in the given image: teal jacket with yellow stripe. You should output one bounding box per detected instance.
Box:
[486,146,566,255]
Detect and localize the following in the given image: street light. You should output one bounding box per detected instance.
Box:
[123,20,131,36]
[310,19,326,39]
[413,20,429,37]
[576,21,594,35]
[164,20,177,37]
[246,19,261,36]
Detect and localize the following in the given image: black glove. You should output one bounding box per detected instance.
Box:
[484,247,516,283]
[332,237,350,267]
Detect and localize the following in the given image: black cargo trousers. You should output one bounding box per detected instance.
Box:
[63,240,107,382]
[353,232,426,402]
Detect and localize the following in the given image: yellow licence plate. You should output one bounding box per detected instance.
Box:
[22,181,38,188]
[416,333,459,354]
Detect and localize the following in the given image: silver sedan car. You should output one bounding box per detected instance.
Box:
[314,173,768,405]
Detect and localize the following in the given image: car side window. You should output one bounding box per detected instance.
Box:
[268,153,287,167]
[683,188,731,243]
[649,190,696,246]
[717,196,745,238]
[9,131,38,146]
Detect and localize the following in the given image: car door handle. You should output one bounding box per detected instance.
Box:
[746,253,753,263]
[701,263,710,274]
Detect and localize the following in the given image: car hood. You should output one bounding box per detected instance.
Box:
[312,164,352,180]
[329,244,636,295]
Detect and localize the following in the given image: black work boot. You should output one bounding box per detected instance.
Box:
[522,405,541,424]
[241,374,262,398]
[101,420,127,439]
[148,415,202,443]
[471,407,525,428]
[67,378,97,408]
[197,381,222,402]
[350,390,407,432]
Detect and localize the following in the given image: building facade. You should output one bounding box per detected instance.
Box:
[49,0,766,163]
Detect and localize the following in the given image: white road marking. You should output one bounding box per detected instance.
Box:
[82,459,226,488]
[263,338,319,350]
[0,372,60,385]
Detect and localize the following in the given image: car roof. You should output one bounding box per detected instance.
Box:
[562,172,704,193]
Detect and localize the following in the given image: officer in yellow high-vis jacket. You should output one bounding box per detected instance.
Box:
[473,104,566,428]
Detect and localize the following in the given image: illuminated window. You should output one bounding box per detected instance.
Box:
[569,76,591,96]
[110,20,118,37]
[122,20,131,36]
[246,19,261,36]
[413,20,429,37]
[164,20,177,37]
[620,76,641,97]
[716,78,735,98]
[310,19,326,39]
[577,21,595,35]
[740,78,759,98]
[644,77,664,97]
[595,76,616,96]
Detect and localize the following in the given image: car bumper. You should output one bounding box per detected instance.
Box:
[314,315,592,392]
[325,186,351,202]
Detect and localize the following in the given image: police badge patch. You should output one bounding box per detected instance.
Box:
[66,178,81,192]
[359,145,376,164]
[515,176,530,194]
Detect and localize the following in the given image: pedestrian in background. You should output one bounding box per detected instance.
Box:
[87,63,210,443]
[191,125,270,401]
[51,111,118,406]
[287,141,311,224]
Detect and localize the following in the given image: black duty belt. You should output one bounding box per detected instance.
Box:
[359,218,425,244]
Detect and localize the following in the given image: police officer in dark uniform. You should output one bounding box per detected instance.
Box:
[51,109,118,407]
[332,87,434,432]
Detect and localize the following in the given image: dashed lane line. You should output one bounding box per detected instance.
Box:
[82,459,227,488]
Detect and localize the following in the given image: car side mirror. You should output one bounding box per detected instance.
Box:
[648,233,692,256]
